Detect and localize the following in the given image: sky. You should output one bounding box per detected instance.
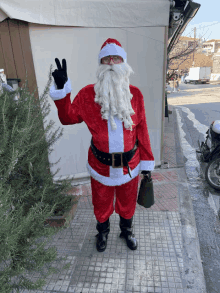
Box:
[182,0,220,41]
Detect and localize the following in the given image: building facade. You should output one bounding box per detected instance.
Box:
[202,39,220,55]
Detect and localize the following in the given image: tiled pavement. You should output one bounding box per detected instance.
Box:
[9,107,207,293]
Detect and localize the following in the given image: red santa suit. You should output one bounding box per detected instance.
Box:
[49,39,155,223]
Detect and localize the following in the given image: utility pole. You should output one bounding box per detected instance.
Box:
[192,27,196,67]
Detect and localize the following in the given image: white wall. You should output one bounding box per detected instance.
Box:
[29,24,165,182]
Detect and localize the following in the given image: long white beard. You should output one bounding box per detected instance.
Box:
[94,62,135,131]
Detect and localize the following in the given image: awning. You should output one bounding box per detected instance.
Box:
[0,0,170,27]
[167,1,201,54]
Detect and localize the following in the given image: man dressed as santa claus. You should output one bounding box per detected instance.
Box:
[50,38,155,252]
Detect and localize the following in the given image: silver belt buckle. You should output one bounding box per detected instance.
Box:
[112,152,123,168]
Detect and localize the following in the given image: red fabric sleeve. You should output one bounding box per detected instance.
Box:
[53,92,83,125]
[136,89,155,163]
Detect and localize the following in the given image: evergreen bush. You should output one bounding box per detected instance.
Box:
[0,66,77,292]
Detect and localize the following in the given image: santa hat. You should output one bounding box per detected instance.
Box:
[98,38,127,65]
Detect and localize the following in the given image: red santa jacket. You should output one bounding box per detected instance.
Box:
[50,78,155,186]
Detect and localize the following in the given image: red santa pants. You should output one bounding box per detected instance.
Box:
[91,175,139,223]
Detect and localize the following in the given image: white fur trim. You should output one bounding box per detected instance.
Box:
[86,161,140,186]
[139,160,155,171]
[108,109,125,178]
[49,78,72,101]
[98,43,127,64]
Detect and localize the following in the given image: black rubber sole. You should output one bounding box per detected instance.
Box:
[96,244,107,252]
[120,233,138,250]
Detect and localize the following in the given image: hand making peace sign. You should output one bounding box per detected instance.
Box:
[52,58,68,90]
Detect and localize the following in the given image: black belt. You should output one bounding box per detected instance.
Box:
[90,138,138,178]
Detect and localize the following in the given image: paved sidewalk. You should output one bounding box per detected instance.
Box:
[19,108,207,293]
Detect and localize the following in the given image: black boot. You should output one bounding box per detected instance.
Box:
[95,218,110,252]
[119,216,138,250]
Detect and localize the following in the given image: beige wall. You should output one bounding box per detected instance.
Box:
[212,54,220,74]
[29,24,165,182]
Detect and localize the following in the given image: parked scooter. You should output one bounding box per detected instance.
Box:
[196,120,220,190]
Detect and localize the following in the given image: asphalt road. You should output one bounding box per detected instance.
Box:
[167,82,220,293]
[167,81,220,94]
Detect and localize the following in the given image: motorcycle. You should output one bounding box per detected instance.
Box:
[196,120,220,190]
